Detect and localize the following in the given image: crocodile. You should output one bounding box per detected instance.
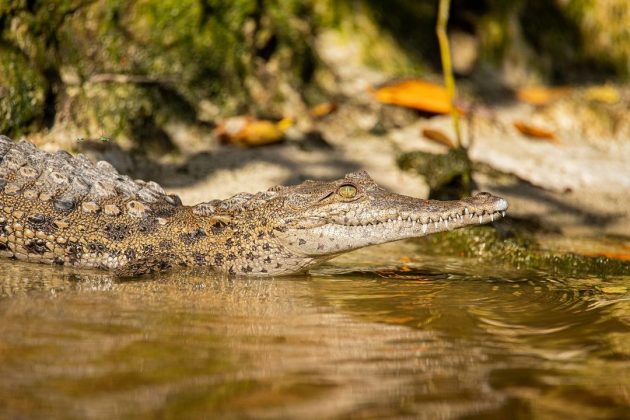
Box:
[0,135,507,276]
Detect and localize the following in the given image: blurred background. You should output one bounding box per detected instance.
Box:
[1,0,628,141]
[2,3,630,418]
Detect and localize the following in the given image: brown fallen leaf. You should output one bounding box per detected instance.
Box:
[309,102,338,119]
[513,121,560,144]
[421,128,455,149]
[516,86,570,106]
[372,79,452,114]
[215,116,293,147]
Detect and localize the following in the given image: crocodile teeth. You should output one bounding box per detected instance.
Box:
[422,223,428,233]
[478,215,483,224]
[490,213,494,222]
[444,219,448,228]
[502,211,506,217]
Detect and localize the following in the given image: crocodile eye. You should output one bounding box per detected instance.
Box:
[337,184,357,199]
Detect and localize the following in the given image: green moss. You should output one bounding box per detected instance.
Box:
[0,0,323,145]
[319,0,432,75]
[0,48,46,135]
[476,1,521,67]
[415,226,630,278]
[62,0,321,110]
[563,0,630,78]
[475,0,628,82]
[67,84,152,141]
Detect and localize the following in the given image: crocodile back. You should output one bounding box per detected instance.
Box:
[0,135,173,207]
[0,136,184,274]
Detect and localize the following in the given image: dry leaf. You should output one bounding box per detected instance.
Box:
[215,116,293,147]
[516,86,569,106]
[585,84,620,104]
[421,128,456,149]
[309,102,338,119]
[583,252,630,261]
[372,80,452,114]
[513,121,559,143]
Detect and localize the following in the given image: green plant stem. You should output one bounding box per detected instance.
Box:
[436,0,462,149]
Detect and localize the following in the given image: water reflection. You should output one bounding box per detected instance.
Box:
[0,244,629,418]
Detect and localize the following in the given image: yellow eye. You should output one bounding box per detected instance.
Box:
[338,184,357,199]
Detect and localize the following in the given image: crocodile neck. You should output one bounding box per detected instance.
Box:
[165,206,318,276]
[0,136,508,276]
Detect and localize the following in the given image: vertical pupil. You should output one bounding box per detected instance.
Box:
[340,185,356,197]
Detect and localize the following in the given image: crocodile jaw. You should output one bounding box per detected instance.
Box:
[275,193,508,258]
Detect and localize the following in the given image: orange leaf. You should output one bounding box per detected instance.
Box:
[372,80,452,114]
[421,128,455,149]
[215,116,292,147]
[583,252,630,261]
[513,121,559,143]
[516,86,569,106]
[309,102,337,119]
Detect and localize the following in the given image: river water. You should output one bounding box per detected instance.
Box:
[1,241,629,418]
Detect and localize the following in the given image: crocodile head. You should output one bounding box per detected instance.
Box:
[214,170,508,274]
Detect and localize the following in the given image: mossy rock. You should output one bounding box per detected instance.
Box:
[397,148,472,199]
[58,0,321,112]
[1,0,323,146]
[0,48,46,135]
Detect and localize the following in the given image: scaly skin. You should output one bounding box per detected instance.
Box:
[0,136,508,276]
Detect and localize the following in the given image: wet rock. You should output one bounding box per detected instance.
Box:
[397,148,472,200]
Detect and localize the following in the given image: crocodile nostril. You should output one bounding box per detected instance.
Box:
[495,198,509,211]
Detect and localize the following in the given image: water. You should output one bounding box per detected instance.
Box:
[1,242,629,418]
